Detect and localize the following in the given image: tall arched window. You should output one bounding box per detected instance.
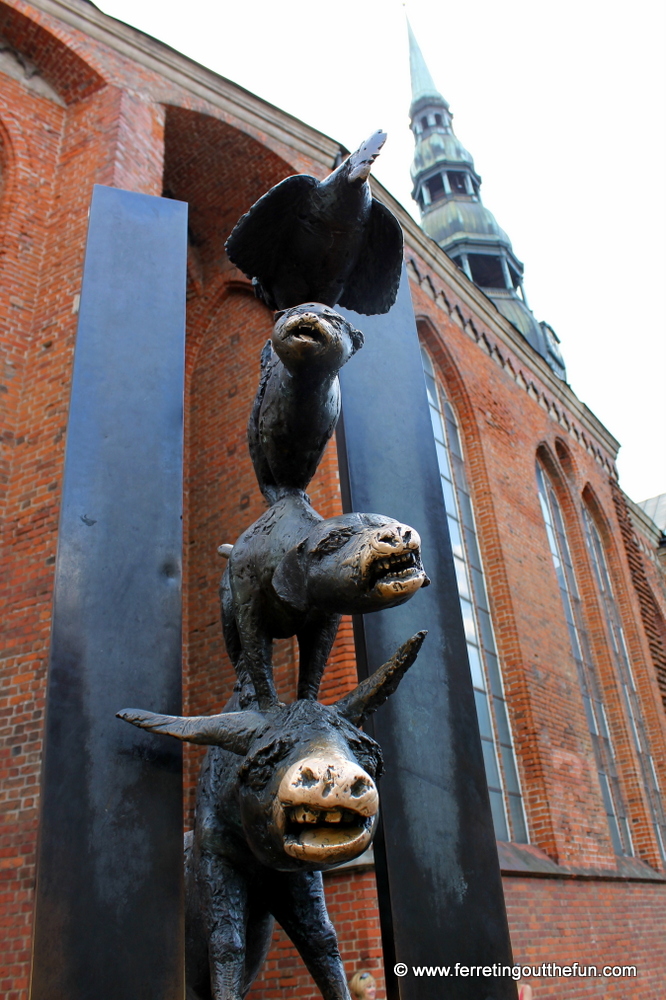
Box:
[583,506,666,860]
[536,460,632,855]
[422,346,527,842]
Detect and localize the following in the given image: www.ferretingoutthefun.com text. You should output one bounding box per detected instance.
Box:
[392,962,637,979]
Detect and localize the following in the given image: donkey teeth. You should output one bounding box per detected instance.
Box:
[292,806,319,824]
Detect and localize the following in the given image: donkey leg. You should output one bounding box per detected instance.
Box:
[241,901,275,997]
[197,850,250,1000]
[264,870,352,1000]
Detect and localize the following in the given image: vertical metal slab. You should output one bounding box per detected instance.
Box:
[338,267,516,1000]
[31,186,187,1000]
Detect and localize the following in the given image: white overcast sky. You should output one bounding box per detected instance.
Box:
[97,0,666,508]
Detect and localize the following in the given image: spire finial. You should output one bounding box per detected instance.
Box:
[407,18,448,110]
[405,16,566,380]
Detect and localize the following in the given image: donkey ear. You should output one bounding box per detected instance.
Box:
[117,708,265,755]
[272,541,308,612]
[335,631,427,726]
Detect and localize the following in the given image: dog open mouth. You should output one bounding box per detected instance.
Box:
[369,549,426,590]
[282,804,374,861]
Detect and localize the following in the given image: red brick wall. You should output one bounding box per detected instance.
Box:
[248,870,386,1000]
[245,869,666,1000]
[0,29,167,998]
[504,875,666,998]
[611,482,666,714]
[0,4,336,992]
[408,265,666,872]
[1,1,666,998]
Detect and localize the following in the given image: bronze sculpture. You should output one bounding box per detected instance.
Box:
[221,302,429,710]
[248,303,363,502]
[119,633,424,1000]
[119,136,428,1000]
[220,492,428,710]
[225,131,403,315]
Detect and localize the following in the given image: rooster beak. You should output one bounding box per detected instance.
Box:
[347,130,387,183]
[348,158,375,183]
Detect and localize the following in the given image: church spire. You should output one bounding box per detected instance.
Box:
[408,19,447,113]
[406,22,566,381]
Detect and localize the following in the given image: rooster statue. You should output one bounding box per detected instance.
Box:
[225,130,403,315]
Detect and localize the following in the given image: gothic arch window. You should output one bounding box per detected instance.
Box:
[536,459,633,855]
[555,438,576,481]
[582,503,666,860]
[421,345,528,842]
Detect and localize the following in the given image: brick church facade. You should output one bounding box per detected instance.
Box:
[1,0,665,997]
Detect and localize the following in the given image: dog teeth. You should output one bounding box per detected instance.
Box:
[374,551,418,578]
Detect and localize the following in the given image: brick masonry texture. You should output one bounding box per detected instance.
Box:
[247,869,387,1000]
[611,480,666,713]
[243,871,666,1000]
[504,876,666,997]
[1,1,666,997]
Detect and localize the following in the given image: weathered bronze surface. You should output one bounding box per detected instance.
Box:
[119,145,429,1000]
[119,633,425,1000]
[248,303,363,502]
[221,492,428,710]
[221,303,428,711]
[225,131,403,315]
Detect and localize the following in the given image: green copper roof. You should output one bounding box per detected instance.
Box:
[422,200,511,249]
[408,20,447,108]
[411,130,475,176]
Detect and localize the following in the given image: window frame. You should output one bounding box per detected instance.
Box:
[422,344,528,843]
[582,503,666,861]
[536,459,633,856]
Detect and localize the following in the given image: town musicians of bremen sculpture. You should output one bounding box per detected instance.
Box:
[119,132,430,1000]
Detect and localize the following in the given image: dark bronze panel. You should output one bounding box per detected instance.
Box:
[338,268,517,1000]
[31,186,187,1000]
